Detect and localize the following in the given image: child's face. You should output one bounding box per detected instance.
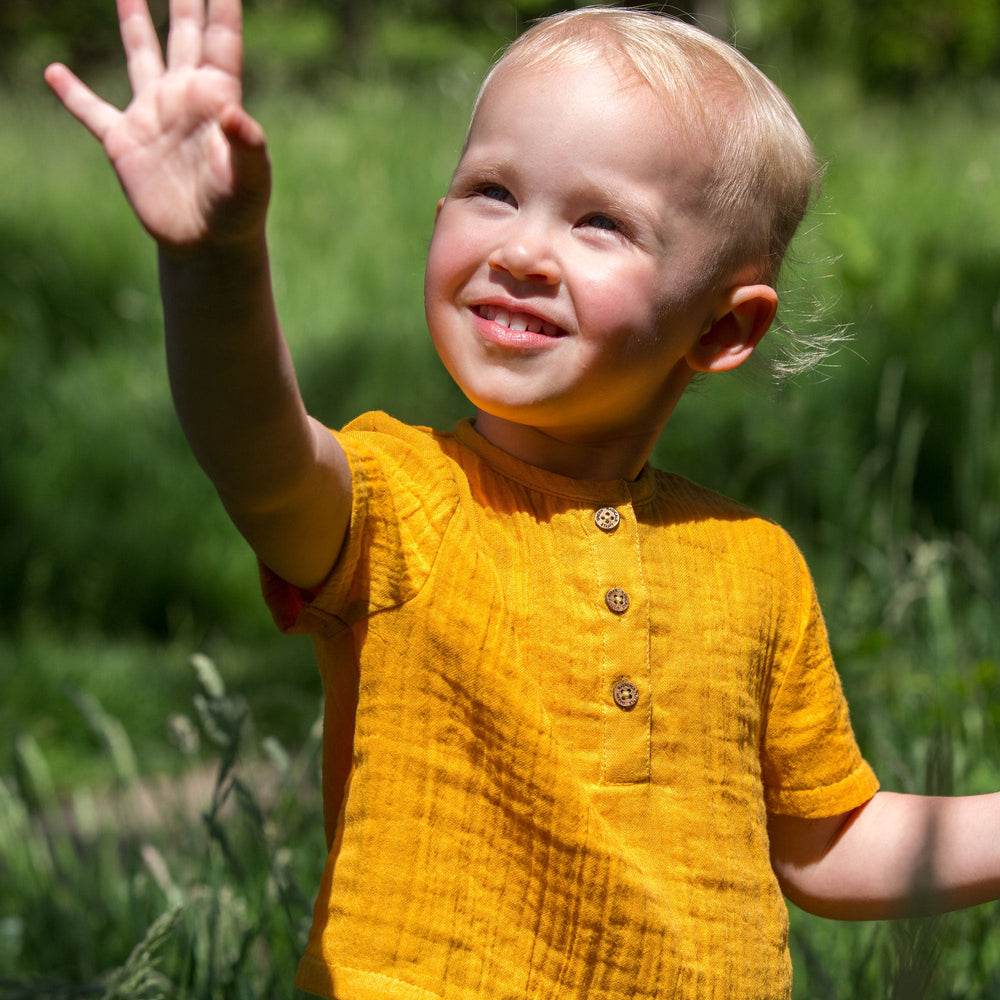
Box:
[424,55,734,458]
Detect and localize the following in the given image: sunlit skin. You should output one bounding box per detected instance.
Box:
[424,57,777,481]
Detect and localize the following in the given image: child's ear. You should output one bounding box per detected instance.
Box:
[687,284,778,374]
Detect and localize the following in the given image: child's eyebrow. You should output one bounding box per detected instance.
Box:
[449,153,507,182]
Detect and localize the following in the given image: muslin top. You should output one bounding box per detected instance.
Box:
[262,412,878,1000]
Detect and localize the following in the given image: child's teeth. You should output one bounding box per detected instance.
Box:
[482,306,553,335]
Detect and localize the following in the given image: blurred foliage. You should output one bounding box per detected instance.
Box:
[4,0,999,93]
[0,0,561,83]
[734,0,1000,93]
[0,654,326,996]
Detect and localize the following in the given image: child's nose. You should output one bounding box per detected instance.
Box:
[488,229,560,285]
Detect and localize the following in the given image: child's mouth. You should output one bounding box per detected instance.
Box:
[475,305,564,338]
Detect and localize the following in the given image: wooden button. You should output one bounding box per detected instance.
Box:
[594,507,620,531]
[612,678,639,710]
[605,588,630,614]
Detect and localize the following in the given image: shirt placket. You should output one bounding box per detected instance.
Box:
[589,499,652,785]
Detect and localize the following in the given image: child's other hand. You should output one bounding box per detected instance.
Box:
[44,0,270,255]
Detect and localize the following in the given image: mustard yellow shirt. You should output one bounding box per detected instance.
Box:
[262,412,878,1000]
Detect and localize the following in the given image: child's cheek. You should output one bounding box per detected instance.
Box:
[578,266,662,340]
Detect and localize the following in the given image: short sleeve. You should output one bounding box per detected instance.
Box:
[760,555,879,818]
[259,413,459,637]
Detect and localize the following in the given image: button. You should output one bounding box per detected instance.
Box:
[612,678,639,710]
[605,588,630,614]
[594,507,620,531]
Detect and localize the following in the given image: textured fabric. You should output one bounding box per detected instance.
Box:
[261,412,879,1000]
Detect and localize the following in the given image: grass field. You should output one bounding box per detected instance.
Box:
[2,24,1000,998]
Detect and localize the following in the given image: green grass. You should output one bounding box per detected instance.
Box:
[0,654,325,997]
[2,38,1000,999]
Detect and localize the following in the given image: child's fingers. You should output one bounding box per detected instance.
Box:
[117,0,165,92]
[204,0,244,80]
[44,64,121,143]
[165,0,206,70]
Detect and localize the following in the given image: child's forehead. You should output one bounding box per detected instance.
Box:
[495,51,640,97]
[461,56,721,228]
[475,50,708,140]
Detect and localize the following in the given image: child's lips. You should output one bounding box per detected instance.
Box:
[473,304,567,344]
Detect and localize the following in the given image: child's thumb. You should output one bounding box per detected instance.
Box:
[220,105,271,197]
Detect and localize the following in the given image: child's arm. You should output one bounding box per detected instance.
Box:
[768,790,1000,919]
[45,0,350,589]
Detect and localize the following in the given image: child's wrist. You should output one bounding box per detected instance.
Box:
[157,227,269,271]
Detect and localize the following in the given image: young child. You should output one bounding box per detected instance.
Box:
[45,2,1000,997]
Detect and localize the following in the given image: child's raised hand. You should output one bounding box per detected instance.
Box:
[44,0,270,254]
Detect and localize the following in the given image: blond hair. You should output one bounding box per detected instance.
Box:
[470,9,838,377]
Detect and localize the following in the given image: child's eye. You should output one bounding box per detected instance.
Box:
[585,214,619,231]
[581,213,631,238]
[476,184,515,205]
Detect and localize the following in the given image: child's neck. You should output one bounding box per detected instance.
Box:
[472,411,659,482]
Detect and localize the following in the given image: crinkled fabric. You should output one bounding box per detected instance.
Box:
[260,412,878,1000]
